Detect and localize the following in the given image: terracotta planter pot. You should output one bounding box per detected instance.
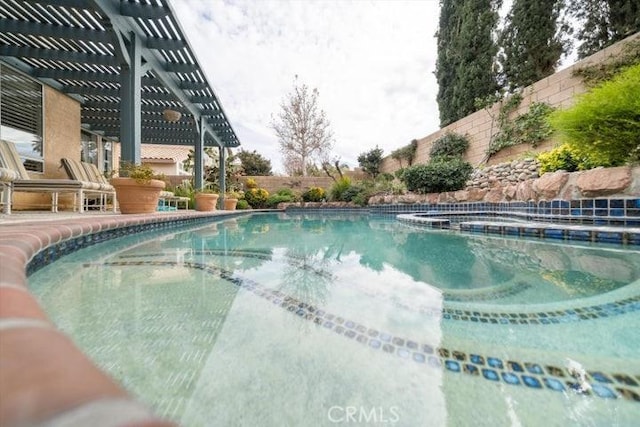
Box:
[111,177,165,214]
[223,198,238,210]
[195,193,219,211]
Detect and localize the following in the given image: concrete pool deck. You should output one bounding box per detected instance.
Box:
[0,210,242,427]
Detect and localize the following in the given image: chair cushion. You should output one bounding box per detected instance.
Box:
[0,140,31,180]
[0,167,19,182]
[61,158,92,182]
[12,179,85,189]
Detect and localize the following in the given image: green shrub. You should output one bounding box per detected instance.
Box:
[275,188,296,198]
[550,63,640,166]
[329,177,352,201]
[302,186,325,202]
[266,194,294,208]
[341,185,364,202]
[351,191,369,206]
[401,158,473,193]
[171,180,195,209]
[244,187,270,208]
[537,144,581,173]
[266,188,297,208]
[430,132,470,159]
[378,172,394,182]
[245,178,258,189]
[236,199,250,210]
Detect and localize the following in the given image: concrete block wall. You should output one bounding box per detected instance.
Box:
[241,170,368,194]
[380,32,640,174]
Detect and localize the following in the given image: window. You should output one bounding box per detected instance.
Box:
[81,130,113,176]
[0,63,44,172]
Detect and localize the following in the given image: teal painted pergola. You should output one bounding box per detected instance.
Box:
[0,0,240,195]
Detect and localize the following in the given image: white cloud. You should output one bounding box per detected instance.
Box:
[172,0,441,174]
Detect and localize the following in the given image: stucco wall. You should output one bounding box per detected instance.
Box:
[380,33,640,174]
[13,85,81,210]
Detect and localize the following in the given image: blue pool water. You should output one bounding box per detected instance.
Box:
[29,213,640,426]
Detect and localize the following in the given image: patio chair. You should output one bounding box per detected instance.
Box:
[159,190,190,210]
[60,158,117,212]
[0,167,19,214]
[0,139,92,214]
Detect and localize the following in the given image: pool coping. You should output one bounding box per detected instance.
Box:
[0,210,248,427]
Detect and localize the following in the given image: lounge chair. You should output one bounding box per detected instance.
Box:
[159,190,190,210]
[60,158,117,212]
[0,139,94,214]
[0,167,19,214]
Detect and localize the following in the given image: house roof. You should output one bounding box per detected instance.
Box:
[0,0,240,148]
[141,143,192,162]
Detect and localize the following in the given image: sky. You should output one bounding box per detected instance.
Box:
[172,0,441,174]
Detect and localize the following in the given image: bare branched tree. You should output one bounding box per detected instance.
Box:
[271,77,334,177]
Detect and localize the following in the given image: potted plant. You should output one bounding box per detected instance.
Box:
[110,163,166,214]
[223,190,244,210]
[194,183,219,211]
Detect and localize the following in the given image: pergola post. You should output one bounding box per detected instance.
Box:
[218,146,226,208]
[195,117,205,189]
[119,31,142,166]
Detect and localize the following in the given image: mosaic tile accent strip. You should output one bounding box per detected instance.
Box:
[125,250,536,306]
[25,213,248,275]
[123,250,640,324]
[458,221,640,246]
[396,213,640,245]
[95,259,640,404]
[369,198,640,229]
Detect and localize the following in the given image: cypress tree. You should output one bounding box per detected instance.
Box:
[435,0,501,127]
[499,0,567,91]
[569,0,640,58]
[435,0,461,127]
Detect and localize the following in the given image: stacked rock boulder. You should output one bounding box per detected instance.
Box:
[466,158,540,189]
[368,164,640,205]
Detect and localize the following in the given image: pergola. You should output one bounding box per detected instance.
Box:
[0,0,240,191]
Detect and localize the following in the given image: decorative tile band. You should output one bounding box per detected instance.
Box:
[459,221,640,246]
[124,250,640,324]
[93,259,640,404]
[25,213,249,275]
[370,198,640,224]
[396,213,640,245]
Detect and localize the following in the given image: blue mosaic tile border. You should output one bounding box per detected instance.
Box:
[95,259,640,404]
[124,249,640,324]
[457,221,640,245]
[25,213,248,276]
[371,197,640,227]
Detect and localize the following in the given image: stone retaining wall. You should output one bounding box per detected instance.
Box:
[370,166,640,205]
[467,158,540,189]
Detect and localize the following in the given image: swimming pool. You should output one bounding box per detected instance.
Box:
[29,212,640,426]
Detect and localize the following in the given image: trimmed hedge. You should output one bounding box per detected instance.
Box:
[430,133,470,159]
[402,158,473,194]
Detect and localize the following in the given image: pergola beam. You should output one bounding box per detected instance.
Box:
[6,0,240,149]
[120,2,169,20]
[1,18,111,44]
[0,46,116,66]
[64,84,217,104]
